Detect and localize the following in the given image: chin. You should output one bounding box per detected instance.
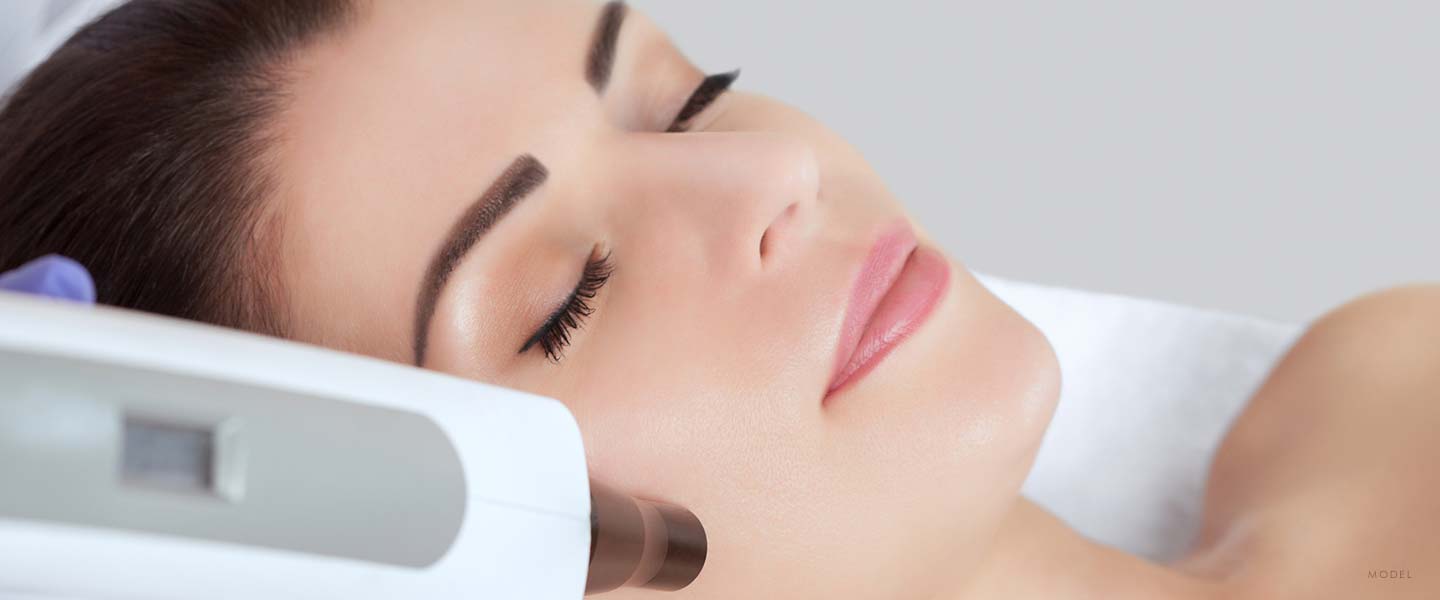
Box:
[833,255,1060,462]
[942,262,1062,479]
[827,255,1063,566]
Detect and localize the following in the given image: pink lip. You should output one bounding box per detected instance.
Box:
[824,221,951,403]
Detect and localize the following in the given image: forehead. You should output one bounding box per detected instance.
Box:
[269,0,603,357]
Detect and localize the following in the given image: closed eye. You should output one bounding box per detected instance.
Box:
[519,248,615,363]
[667,69,740,132]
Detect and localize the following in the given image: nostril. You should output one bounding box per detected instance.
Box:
[759,203,799,261]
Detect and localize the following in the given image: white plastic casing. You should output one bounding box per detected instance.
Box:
[0,294,591,600]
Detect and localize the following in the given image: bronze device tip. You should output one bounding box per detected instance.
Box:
[585,479,707,595]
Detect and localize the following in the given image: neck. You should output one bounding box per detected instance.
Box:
[944,499,1231,600]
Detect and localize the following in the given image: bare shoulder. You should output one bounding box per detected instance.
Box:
[1178,284,1440,599]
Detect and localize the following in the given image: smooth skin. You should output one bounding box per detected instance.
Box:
[1175,284,1440,600]
[263,0,1438,597]
[959,285,1440,600]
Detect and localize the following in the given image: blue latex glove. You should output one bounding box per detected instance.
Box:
[0,254,96,303]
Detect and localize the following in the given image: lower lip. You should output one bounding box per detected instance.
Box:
[824,243,951,402]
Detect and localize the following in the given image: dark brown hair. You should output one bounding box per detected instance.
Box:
[0,0,360,336]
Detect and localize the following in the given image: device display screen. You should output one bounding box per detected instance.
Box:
[120,417,215,493]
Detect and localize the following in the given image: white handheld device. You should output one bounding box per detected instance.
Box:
[0,293,705,599]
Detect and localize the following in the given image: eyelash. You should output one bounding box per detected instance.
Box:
[520,249,615,363]
[667,69,740,133]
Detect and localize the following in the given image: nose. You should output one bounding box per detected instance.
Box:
[605,131,820,274]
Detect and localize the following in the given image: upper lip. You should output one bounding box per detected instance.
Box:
[826,220,919,396]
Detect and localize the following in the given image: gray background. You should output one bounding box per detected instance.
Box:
[7,1,1437,324]
[635,0,1438,324]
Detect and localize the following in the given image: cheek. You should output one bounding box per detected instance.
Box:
[560,275,1061,599]
[566,276,825,489]
[559,276,852,596]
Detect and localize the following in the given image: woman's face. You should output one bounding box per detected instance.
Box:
[273,0,1060,596]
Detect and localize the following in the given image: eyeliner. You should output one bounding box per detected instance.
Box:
[667,69,741,132]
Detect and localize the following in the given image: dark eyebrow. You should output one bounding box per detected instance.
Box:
[413,155,549,366]
[586,1,628,94]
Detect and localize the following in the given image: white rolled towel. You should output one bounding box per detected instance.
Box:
[976,270,1303,561]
